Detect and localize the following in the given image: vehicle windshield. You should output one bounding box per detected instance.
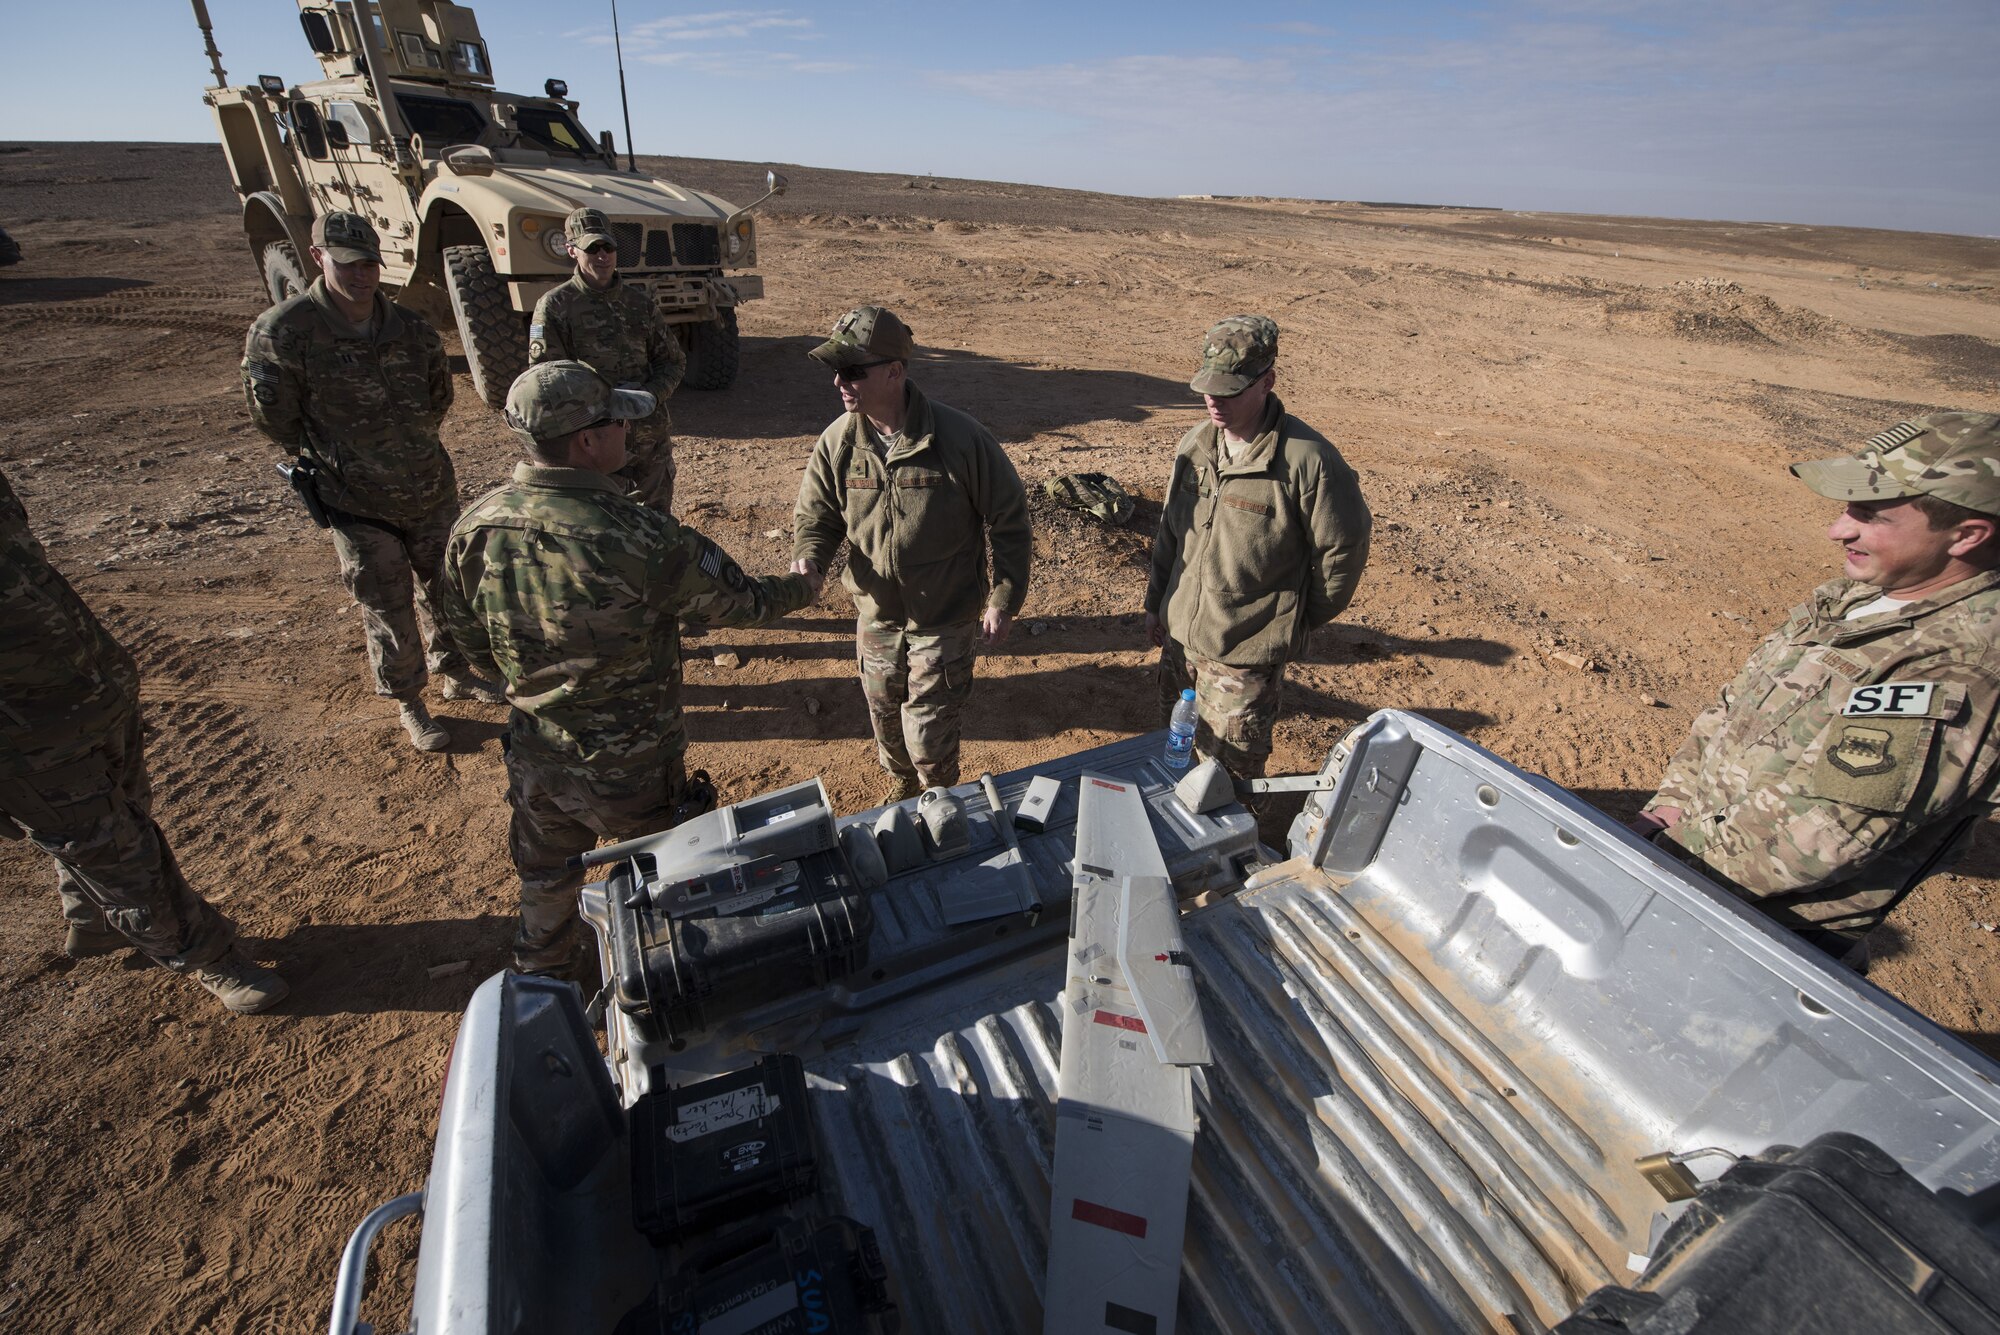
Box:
[395,93,487,149]
[515,105,595,158]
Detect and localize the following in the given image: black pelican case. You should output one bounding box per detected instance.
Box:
[605,843,871,1045]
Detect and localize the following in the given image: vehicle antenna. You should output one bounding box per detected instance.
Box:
[611,0,637,172]
[189,0,229,87]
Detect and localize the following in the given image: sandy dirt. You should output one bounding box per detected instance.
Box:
[2,140,1998,1332]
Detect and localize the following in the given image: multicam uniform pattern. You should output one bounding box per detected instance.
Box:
[1146,393,1371,776]
[1646,571,2000,941]
[438,464,813,968]
[793,384,1031,789]
[1155,637,1285,779]
[855,622,978,788]
[241,280,467,699]
[0,468,234,970]
[529,275,687,512]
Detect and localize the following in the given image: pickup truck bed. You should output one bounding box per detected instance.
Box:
[393,711,2000,1335]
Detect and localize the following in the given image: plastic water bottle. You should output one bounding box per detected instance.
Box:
[1164,688,1198,770]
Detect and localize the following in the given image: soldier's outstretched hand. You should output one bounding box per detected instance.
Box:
[981,607,1012,644]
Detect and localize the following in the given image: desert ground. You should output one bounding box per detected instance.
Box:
[2,139,1998,1331]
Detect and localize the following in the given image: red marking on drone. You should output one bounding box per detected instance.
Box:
[1072,1198,1149,1238]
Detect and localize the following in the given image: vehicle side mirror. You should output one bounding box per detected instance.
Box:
[324,119,351,150]
[730,171,788,225]
[442,144,497,177]
[299,11,336,56]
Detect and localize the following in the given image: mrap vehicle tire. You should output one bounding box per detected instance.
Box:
[261,241,309,307]
[444,244,526,410]
[681,307,739,391]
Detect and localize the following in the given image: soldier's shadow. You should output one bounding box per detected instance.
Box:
[244,914,515,1016]
[673,337,1197,444]
[681,658,1496,744]
[0,274,151,306]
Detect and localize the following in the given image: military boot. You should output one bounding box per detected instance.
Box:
[437,673,505,704]
[64,922,130,959]
[398,699,450,751]
[192,952,290,1015]
[882,772,923,805]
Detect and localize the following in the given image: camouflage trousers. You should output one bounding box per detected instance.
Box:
[505,748,690,972]
[1158,638,1287,780]
[615,419,676,514]
[0,707,234,971]
[857,618,979,789]
[328,496,467,700]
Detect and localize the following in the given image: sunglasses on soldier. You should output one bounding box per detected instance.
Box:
[579,241,615,256]
[834,360,892,382]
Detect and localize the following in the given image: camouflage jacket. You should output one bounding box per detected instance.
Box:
[792,384,1032,631]
[528,275,684,435]
[1146,394,1372,666]
[438,464,813,779]
[1647,570,2000,933]
[0,467,137,773]
[241,280,455,526]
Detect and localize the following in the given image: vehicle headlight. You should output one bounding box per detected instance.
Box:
[519,215,571,261]
[729,218,753,260]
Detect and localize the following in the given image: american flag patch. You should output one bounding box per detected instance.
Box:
[1864,421,1924,452]
[699,544,721,580]
[528,323,544,341]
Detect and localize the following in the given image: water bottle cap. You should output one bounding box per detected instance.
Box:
[1180,688,1196,701]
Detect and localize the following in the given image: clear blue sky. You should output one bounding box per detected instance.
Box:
[7,1,1997,235]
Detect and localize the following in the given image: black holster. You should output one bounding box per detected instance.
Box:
[677,769,719,824]
[275,458,332,529]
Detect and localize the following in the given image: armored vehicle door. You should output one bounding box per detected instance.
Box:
[299,94,420,285]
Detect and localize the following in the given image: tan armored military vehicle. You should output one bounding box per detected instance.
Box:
[193,0,784,406]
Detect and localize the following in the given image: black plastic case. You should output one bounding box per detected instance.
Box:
[1556,1132,2000,1334]
[616,1216,900,1335]
[630,1055,820,1242]
[608,846,871,1044]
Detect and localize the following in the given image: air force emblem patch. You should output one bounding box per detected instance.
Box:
[1828,725,1895,777]
[1842,681,1936,717]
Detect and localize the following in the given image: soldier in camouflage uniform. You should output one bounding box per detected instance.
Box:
[438,362,819,974]
[0,468,287,1014]
[791,306,1032,802]
[1145,316,1372,779]
[1636,413,2000,967]
[527,208,686,512]
[241,211,498,754]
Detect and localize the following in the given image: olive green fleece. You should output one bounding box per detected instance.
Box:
[1146,394,1372,666]
[793,383,1032,631]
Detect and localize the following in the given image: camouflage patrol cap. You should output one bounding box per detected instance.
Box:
[504,361,655,445]
[565,207,616,252]
[1792,413,2000,515]
[312,210,382,264]
[1190,315,1278,396]
[808,305,914,369]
